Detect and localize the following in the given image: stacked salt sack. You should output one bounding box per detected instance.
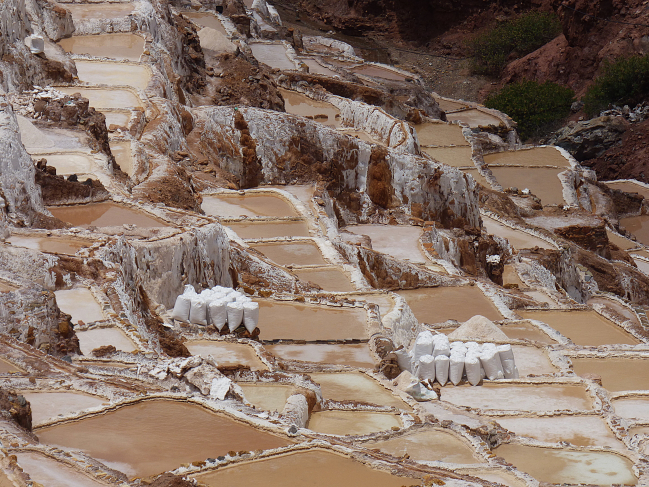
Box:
[171,285,260,333]
[407,315,518,387]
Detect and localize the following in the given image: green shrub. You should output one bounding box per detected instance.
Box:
[470,12,562,75]
[485,80,575,140]
[583,54,649,116]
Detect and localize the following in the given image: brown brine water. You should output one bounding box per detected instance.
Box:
[49,202,168,228]
[397,287,503,323]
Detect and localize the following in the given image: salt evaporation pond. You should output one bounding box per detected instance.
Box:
[250,43,295,71]
[353,293,395,316]
[35,153,96,178]
[482,216,554,250]
[364,428,483,464]
[110,140,134,177]
[446,109,503,128]
[519,310,638,346]
[606,180,649,200]
[422,146,473,167]
[462,168,491,187]
[302,58,339,77]
[54,288,104,324]
[310,372,408,409]
[350,64,407,81]
[308,411,401,436]
[294,267,356,292]
[483,147,571,168]
[414,122,468,147]
[502,265,525,287]
[49,202,168,228]
[612,396,649,421]
[23,392,108,425]
[397,286,503,323]
[495,415,624,448]
[193,449,412,487]
[572,357,649,392]
[238,383,294,412]
[441,383,593,412]
[0,358,24,373]
[495,444,637,485]
[185,340,267,370]
[607,229,639,250]
[588,295,641,326]
[266,343,375,368]
[345,224,429,264]
[250,241,327,266]
[435,98,469,112]
[15,451,105,487]
[488,167,565,206]
[36,399,291,478]
[226,220,309,239]
[499,321,556,344]
[74,61,152,91]
[621,215,649,246]
[103,110,132,128]
[58,34,145,61]
[55,87,143,110]
[279,88,341,128]
[77,328,137,356]
[183,11,226,33]
[257,300,367,340]
[512,345,557,376]
[202,194,298,218]
[7,235,88,255]
[63,3,135,20]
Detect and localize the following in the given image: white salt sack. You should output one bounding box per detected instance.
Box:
[226,301,244,332]
[208,299,228,331]
[465,353,482,386]
[415,354,436,381]
[480,347,504,380]
[497,344,519,379]
[394,347,412,372]
[435,354,450,386]
[189,296,208,325]
[242,301,259,333]
[449,352,465,386]
[412,331,435,366]
[432,334,450,357]
[171,284,196,322]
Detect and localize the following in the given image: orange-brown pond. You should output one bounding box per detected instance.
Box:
[54,288,103,324]
[483,147,570,168]
[265,343,375,368]
[23,392,108,425]
[294,267,356,292]
[7,235,88,255]
[192,449,414,487]
[494,444,636,485]
[435,98,469,112]
[499,322,556,344]
[350,64,407,81]
[250,241,326,266]
[0,358,23,374]
[345,224,429,264]
[237,383,294,412]
[518,310,639,346]
[482,216,554,250]
[58,34,145,61]
[488,167,565,206]
[620,215,649,246]
[606,180,649,200]
[278,88,341,128]
[495,415,623,448]
[202,194,298,218]
[414,122,468,147]
[36,399,291,479]
[572,357,649,392]
[15,451,106,487]
[423,147,473,167]
[185,340,267,370]
[462,168,491,187]
[310,372,408,409]
[49,202,168,228]
[226,221,309,239]
[363,428,483,464]
[502,265,525,288]
[257,300,367,340]
[446,109,503,128]
[607,229,638,250]
[77,328,137,356]
[308,411,401,436]
[397,287,503,324]
[441,383,592,412]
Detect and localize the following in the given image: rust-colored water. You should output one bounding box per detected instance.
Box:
[500,322,556,344]
[278,88,341,128]
[266,343,375,368]
[58,34,145,61]
[257,300,367,340]
[518,310,639,346]
[397,287,503,324]
[185,341,267,370]
[483,147,570,168]
[226,221,309,239]
[423,147,473,167]
[202,194,298,218]
[495,444,636,485]
[308,410,401,436]
[250,241,326,266]
[193,449,413,487]
[572,357,649,392]
[488,167,565,206]
[620,215,649,246]
[414,122,468,147]
[294,267,356,292]
[7,235,87,255]
[36,399,291,479]
[49,202,168,228]
[310,372,408,409]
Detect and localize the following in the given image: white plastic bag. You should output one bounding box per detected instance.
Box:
[432,334,450,357]
[449,351,465,385]
[465,353,482,386]
[480,347,505,380]
[415,354,436,381]
[226,301,244,331]
[435,354,450,386]
[394,347,412,372]
[208,299,228,331]
[412,331,435,366]
[497,344,519,379]
[189,296,208,325]
[171,284,196,322]
[242,301,259,333]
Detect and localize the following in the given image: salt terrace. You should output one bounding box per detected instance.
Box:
[1,0,649,486]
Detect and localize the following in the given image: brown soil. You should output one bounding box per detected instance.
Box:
[150,473,194,487]
[34,159,110,206]
[0,389,32,431]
